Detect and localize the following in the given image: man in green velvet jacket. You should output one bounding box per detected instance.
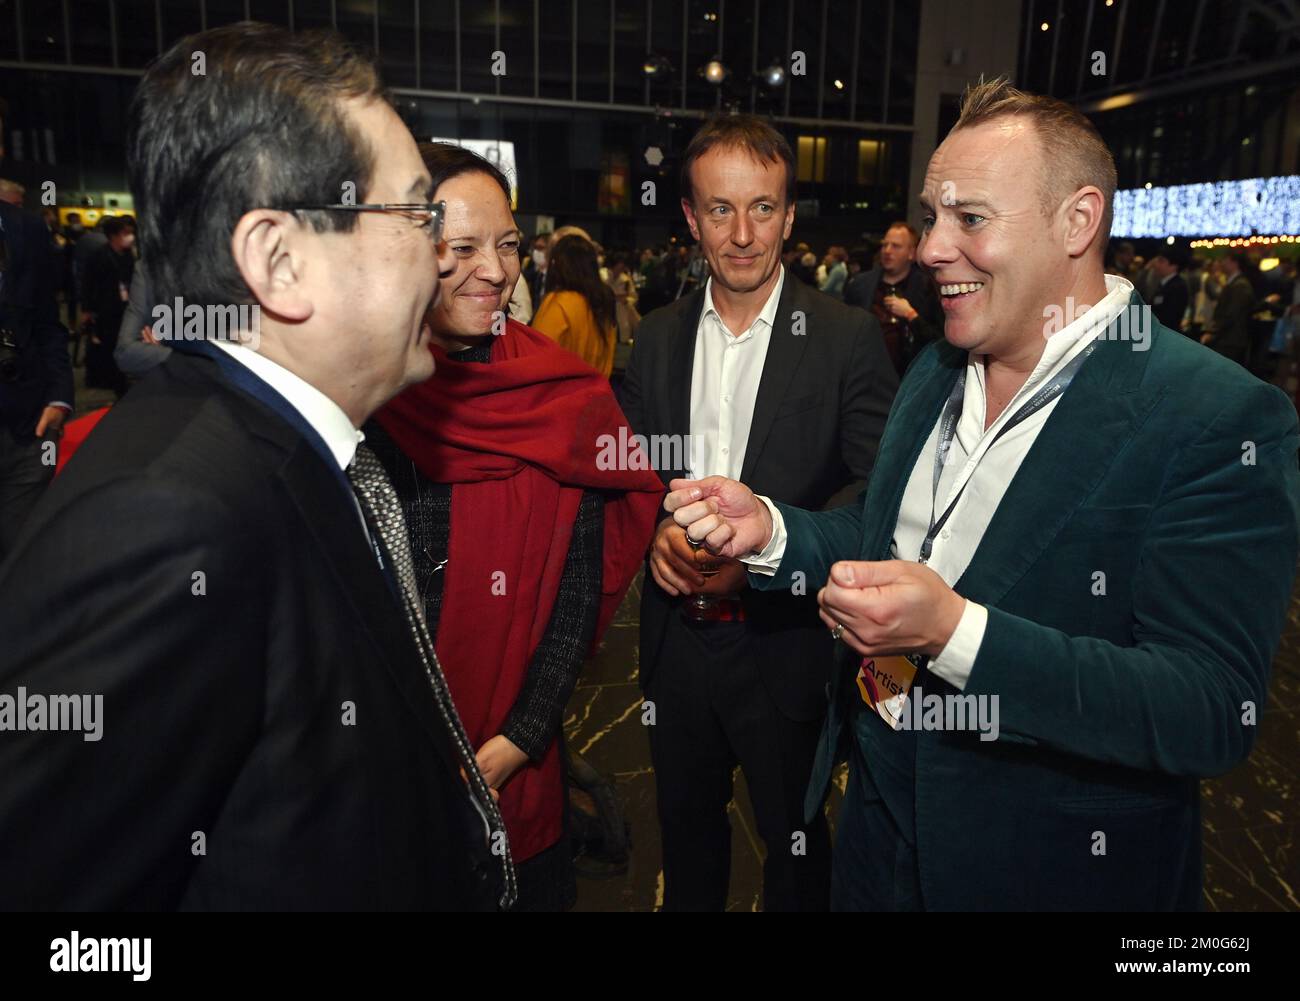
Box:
[662,78,1300,910]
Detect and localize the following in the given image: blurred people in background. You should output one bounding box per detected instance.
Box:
[72,216,108,335]
[788,241,816,285]
[638,246,658,280]
[844,221,943,376]
[643,245,682,314]
[60,211,85,324]
[1191,256,1221,340]
[818,245,848,298]
[0,138,73,559]
[522,233,548,306]
[1147,242,1190,333]
[507,236,534,324]
[798,250,818,283]
[847,245,872,281]
[1267,258,1300,397]
[1106,239,1136,280]
[368,141,662,911]
[113,257,170,377]
[1202,251,1255,365]
[81,215,135,396]
[533,234,618,377]
[0,179,23,207]
[605,250,640,389]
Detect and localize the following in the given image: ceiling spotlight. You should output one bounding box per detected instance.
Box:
[833,79,844,90]
[702,59,729,85]
[1040,21,1050,31]
[643,54,672,78]
[760,61,786,88]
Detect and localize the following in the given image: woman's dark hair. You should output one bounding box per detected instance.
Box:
[417,142,512,203]
[546,235,616,337]
[126,22,384,307]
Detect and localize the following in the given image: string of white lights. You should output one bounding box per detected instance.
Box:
[1110,176,1300,239]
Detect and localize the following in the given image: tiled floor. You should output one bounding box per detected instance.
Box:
[567,570,1300,912]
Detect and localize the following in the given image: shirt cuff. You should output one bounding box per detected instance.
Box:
[47,401,73,412]
[741,495,787,576]
[927,600,988,691]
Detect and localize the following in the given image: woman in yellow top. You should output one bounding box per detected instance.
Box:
[532,235,618,377]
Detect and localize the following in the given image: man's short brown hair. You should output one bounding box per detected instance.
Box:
[680,114,797,208]
[952,76,1117,242]
[885,221,920,247]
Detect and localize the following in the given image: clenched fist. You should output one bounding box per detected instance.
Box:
[663,476,774,560]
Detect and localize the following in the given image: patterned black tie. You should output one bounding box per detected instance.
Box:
[347,443,517,909]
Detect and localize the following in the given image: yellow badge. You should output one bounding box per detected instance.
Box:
[855,654,922,730]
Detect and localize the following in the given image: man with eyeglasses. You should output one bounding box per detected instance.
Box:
[0,24,512,911]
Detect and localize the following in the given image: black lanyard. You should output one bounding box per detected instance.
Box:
[919,341,1099,564]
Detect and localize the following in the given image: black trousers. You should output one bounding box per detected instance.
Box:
[645,615,831,911]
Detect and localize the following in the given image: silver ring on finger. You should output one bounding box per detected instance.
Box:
[686,531,705,549]
[831,622,844,641]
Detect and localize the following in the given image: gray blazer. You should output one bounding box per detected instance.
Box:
[114,259,171,376]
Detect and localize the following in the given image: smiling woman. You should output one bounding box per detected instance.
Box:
[363,142,664,911]
[417,143,522,349]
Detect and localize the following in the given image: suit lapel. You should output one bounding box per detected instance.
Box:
[954,295,1164,605]
[182,348,466,776]
[861,270,880,305]
[278,444,467,778]
[738,274,812,483]
[855,293,1166,610]
[858,341,964,561]
[669,290,705,454]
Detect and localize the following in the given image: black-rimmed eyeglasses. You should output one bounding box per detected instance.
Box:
[281,201,446,244]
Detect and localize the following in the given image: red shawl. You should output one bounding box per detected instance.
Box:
[54,407,111,475]
[375,319,662,862]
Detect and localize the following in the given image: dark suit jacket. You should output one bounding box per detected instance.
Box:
[0,201,73,439]
[1209,273,1256,360]
[1150,273,1189,332]
[754,293,1300,909]
[0,347,497,910]
[622,271,897,722]
[843,263,943,372]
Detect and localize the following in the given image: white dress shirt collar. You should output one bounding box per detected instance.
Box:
[701,264,786,341]
[210,338,364,471]
[971,273,1135,410]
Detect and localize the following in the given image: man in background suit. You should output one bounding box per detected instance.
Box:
[621,115,897,911]
[1148,242,1190,333]
[0,23,511,910]
[0,96,73,560]
[666,79,1299,910]
[1202,251,1256,365]
[844,222,943,376]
